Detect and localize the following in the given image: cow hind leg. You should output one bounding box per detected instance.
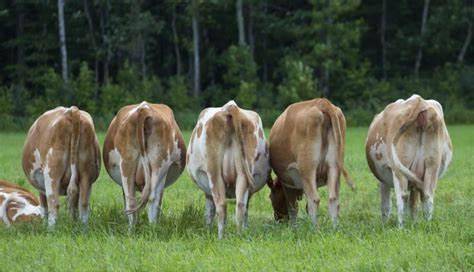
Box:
[44,156,66,228]
[67,166,79,220]
[78,175,92,225]
[392,171,408,228]
[235,174,249,232]
[205,195,216,228]
[380,182,391,223]
[209,173,226,239]
[302,170,320,228]
[45,179,60,228]
[422,166,439,221]
[327,166,340,227]
[148,170,166,224]
[120,161,138,228]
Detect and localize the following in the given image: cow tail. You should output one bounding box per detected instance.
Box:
[227,105,255,189]
[127,104,153,214]
[66,106,81,199]
[326,104,355,190]
[386,99,424,188]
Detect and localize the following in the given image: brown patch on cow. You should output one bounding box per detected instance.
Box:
[375,152,383,160]
[197,123,203,138]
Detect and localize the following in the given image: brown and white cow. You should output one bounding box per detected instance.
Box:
[366,94,452,226]
[103,102,186,226]
[0,180,44,226]
[187,101,270,239]
[22,106,100,227]
[268,98,354,227]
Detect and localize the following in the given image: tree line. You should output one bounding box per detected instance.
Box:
[0,0,473,130]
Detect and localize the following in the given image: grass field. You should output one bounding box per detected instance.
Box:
[0,126,472,271]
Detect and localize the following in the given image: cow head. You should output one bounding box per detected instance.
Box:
[267,176,289,221]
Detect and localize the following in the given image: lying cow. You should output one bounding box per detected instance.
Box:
[0,180,44,226]
[366,94,452,226]
[268,98,354,227]
[187,101,270,239]
[103,102,186,226]
[22,106,100,227]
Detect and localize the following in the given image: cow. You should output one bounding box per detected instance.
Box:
[267,98,354,227]
[0,180,44,226]
[103,101,186,227]
[22,106,100,227]
[365,94,452,227]
[187,101,270,239]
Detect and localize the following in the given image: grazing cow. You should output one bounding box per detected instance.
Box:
[0,180,44,226]
[187,101,270,239]
[22,106,100,227]
[366,94,452,226]
[267,98,354,227]
[103,102,186,226]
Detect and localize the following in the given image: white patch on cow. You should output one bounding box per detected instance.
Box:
[70,163,77,183]
[223,100,237,108]
[139,101,150,109]
[11,194,44,221]
[44,149,54,198]
[30,149,44,188]
[108,148,123,186]
[126,101,150,120]
[0,191,11,226]
[407,94,421,101]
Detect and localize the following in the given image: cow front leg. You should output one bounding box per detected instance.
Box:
[235,174,249,232]
[282,186,300,225]
[327,166,340,227]
[409,188,420,219]
[380,182,391,223]
[243,195,251,228]
[205,194,216,228]
[392,171,408,227]
[39,192,48,221]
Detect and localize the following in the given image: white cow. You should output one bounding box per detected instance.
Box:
[187,101,270,239]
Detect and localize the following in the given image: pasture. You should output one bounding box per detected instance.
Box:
[0,126,472,271]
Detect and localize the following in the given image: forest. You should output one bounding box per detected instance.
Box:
[0,0,473,130]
